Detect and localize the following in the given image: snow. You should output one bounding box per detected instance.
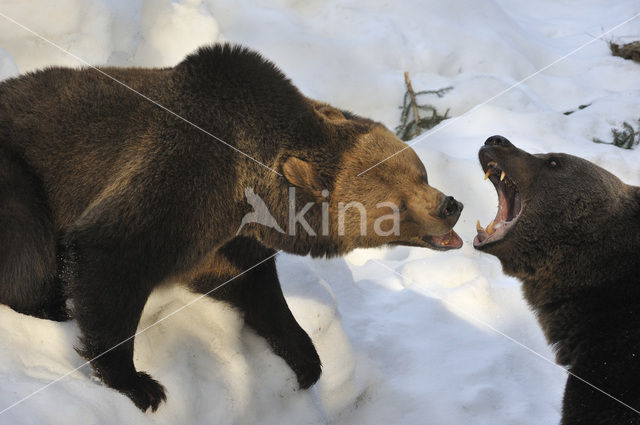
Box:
[0,0,639,424]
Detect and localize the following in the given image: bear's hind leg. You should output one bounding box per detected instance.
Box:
[0,149,68,321]
[187,236,322,389]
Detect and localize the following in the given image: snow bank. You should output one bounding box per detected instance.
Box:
[0,0,639,423]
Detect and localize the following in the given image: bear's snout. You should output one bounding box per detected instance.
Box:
[438,196,463,219]
[484,135,513,148]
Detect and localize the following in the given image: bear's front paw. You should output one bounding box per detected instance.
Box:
[285,336,322,389]
[119,371,167,412]
[266,327,322,389]
[292,353,322,389]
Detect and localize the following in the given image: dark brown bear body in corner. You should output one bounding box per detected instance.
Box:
[0,44,463,411]
[474,135,640,425]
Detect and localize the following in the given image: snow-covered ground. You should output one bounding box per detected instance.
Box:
[0,1,639,424]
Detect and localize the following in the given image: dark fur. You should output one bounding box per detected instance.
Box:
[0,44,462,411]
[475,136,640,424]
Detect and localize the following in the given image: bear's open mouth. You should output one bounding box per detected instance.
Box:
[474,151,522,247]
[389,229,462,251]
[422,229,463,251]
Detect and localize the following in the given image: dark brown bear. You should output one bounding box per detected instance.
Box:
[474,135,640,425]
[0,44,463,411]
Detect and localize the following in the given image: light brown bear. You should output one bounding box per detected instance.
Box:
[0,43,463,411]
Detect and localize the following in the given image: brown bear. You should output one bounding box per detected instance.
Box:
[0,43,463,411]
[474,135,640,425]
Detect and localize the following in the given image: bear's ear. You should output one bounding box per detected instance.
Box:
[314,104,347,123]
[282,157,323,195]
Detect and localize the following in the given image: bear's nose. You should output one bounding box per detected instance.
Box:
[439,196,463,218]
[484,135,513,147]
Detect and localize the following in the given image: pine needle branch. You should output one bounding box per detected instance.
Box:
[395,72,452,141]
[593,119,640,149]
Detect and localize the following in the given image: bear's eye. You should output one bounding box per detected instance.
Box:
[399,200,407,213]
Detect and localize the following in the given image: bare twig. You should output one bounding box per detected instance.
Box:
[404,71,421,137]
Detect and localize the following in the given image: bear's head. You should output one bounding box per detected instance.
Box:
[248,102,464,257]
[473,135,640,288]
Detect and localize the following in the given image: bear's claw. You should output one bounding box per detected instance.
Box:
[120,372,167,412]
[285,334,322,389]
[293,357,322,389]
[268,327,322,389]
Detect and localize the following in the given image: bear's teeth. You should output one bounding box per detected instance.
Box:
[500,171,506,181]
[487,220,496,235]
[439,230,453,245]
[476,220,485,232]
[484,162,499,180]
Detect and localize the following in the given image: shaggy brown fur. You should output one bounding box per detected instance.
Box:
[0,43,463,411]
